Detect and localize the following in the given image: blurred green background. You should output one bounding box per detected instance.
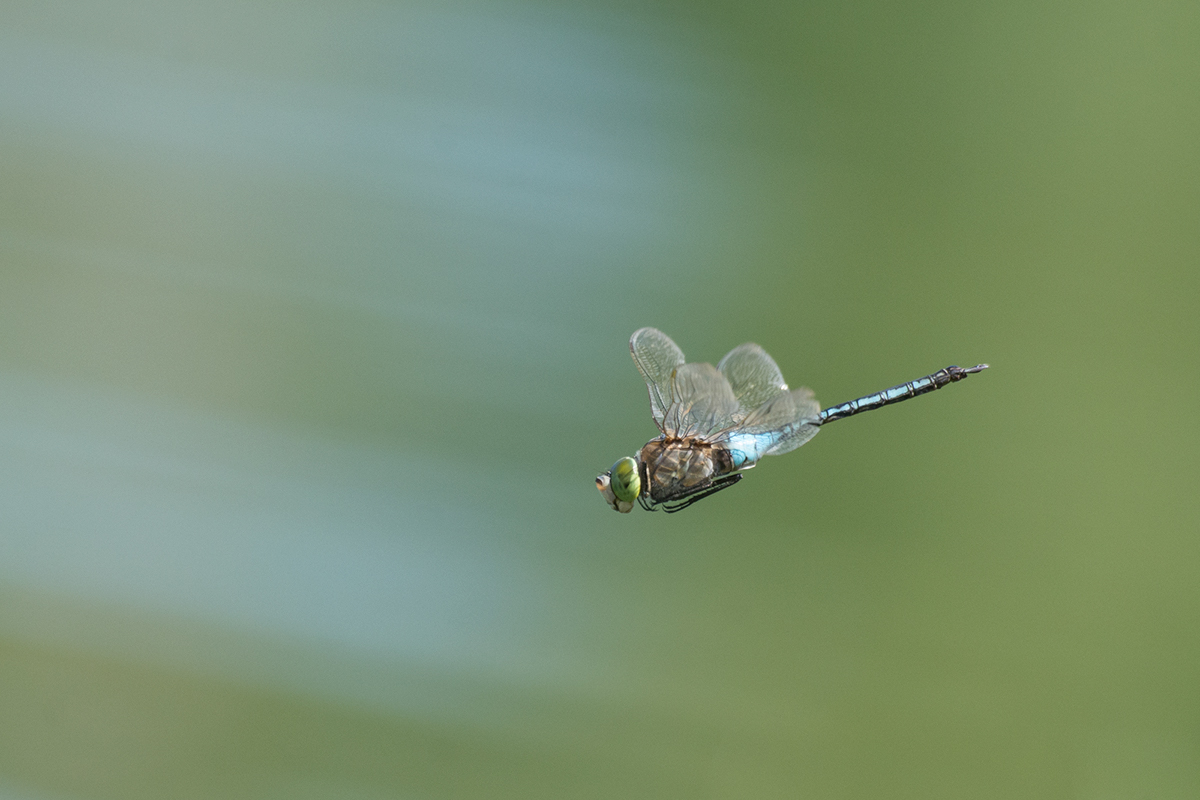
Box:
[1,0,1197,797]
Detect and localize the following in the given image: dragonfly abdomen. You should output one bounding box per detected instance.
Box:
[818,364,988,425]
[724,432,787,468]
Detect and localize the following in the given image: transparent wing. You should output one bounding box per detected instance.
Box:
[662,362,741,438]
[715,387,822,456]
[629,327,685,432]
[717,342,789,416]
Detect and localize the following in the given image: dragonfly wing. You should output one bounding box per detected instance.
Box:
[663,362,741,438]
[717,342,788,416]
[630,327,685,433]
[729,387,822,456]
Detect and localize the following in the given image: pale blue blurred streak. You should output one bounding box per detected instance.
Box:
[0,0,761,717]
[0,371,523,657]
[0,29,671,234]
[0,2,755,417]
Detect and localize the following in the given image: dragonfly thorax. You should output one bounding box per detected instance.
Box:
[638,437,738,504]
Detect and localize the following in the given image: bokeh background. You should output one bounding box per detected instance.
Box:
[2,0,1197,797]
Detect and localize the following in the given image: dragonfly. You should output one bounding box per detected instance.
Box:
[596,327,987,513]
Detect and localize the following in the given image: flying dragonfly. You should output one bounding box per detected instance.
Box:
[596,328,987,513]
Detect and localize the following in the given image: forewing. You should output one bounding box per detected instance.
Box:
[629,327,685,432]
[733,387,822,455]
[663,362,741,438]
[717,342,788,416]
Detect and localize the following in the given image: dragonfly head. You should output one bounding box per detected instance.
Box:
[596,456,640,513]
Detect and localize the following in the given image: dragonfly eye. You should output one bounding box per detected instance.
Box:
[609,457,640,504]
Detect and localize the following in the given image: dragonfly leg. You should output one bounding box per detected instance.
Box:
[660,473,744,513]
[637,459,657,511]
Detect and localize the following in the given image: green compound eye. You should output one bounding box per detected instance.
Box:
[609,457,640,504]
